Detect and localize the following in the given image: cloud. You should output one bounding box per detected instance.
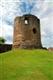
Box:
[2,0,21,2]
[41,12,53,47]
[0,0,53,48]
[1,21,13,44]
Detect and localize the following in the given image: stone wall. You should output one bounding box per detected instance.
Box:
[0,44,12,53]
[13,14,42,49]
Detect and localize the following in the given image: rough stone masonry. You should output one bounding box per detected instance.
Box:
[13,14,42,49]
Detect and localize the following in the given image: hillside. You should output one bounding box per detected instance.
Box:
[0,49,53,80]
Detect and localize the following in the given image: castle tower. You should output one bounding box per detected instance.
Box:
[13,14,42,49]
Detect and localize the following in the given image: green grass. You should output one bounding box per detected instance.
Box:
[0,49,53,80]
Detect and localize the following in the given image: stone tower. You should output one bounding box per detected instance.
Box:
[13,14,42,49]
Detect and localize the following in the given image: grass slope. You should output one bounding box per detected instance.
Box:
[0,49,53,80]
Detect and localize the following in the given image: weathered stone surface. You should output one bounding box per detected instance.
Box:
[13,14,42,49]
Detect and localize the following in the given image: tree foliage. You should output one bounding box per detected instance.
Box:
[0,37,5,44]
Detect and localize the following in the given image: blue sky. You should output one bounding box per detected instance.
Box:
[0,0,53,48]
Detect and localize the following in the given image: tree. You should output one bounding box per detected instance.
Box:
[0,37,5,44]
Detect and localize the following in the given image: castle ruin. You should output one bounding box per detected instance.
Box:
[13,14,42,49]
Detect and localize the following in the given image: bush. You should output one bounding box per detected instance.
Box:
[0,37,5,44]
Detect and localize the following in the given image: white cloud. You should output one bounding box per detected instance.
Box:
[0,0,53,48]
[2,0,21,2]
[1,21,13,44]
[40,12,53,48]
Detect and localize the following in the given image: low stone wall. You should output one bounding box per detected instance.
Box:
[48,48,53,52]
[0,44,12,53]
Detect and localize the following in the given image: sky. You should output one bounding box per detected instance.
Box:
[0,0,53,48]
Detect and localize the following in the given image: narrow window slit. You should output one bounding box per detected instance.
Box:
[33,28,36,34]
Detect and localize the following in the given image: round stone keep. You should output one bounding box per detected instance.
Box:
[13,14,42,49]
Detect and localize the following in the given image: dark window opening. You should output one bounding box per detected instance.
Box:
[33,28,36,34]
[25,17,28,20]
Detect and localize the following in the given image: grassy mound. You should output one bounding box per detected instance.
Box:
[0,49,53,80]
